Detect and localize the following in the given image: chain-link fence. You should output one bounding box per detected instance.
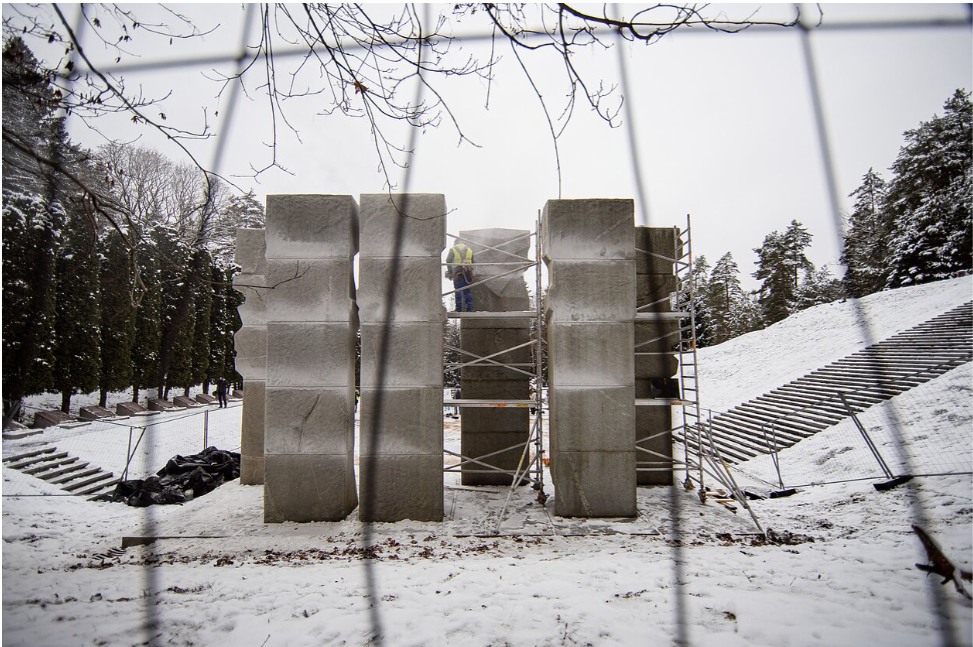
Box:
[2,404,242,496]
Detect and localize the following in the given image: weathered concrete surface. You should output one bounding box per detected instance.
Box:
[263,195,359,522]
[544,199,636,517]
[235,228,268,485]
[458,229,533,486]
[634,226,679,486]
[357,193,445,522]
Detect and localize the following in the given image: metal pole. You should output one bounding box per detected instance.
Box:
[838,392,894,479]
[122,426,134,481]
[534,210,546,497]
[203,409,209,450]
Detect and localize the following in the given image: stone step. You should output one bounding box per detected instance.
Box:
[38,461,91,482]
[63,471,113,493]
[2,447,55,463]
[8,451,69,470]
[23,455,80,476]
[49,466,101,486]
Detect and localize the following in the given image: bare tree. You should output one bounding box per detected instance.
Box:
[3,3,805,193]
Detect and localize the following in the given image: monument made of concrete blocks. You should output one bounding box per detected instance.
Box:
[543,199,637,517]
[234,228,268,485]
[263,195,359,522]
[459,228,532,486]
[357,194,446,522]
[634,226,680,486]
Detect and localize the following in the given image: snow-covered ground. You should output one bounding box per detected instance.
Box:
[3,277,971,646]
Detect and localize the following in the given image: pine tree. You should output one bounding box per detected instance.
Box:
[886,89,972,287]
[130,228,163,402]
[687,255,713,347]
[841,168,891,297]
[52,191,102,412]
[2,192,59,417]
[97,230,136,407]
[795,266,844,310]
[153,225,193,398]
[753,220,814,325]
[188,251,214,395]
[706,252,744,344]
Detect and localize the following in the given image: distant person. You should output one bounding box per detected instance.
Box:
[216,376,229,408]
[445,238,475,312]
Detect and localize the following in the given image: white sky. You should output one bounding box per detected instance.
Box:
[5,3,972,289]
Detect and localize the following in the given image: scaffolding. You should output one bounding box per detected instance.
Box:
[636,215,764,535]
[441,217,548,504]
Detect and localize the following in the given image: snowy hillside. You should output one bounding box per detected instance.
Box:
[698,274,972,412]
[3,277,971,646]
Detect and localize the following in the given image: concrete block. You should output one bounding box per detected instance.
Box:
[542,199,635,261]
[78,406,114,421]
[547,260,636,322]
[460,325,532,360]
[635,227,679,275]
[195,393,218,405]
[234,325,267,380]
[265,194,359,260]
[461,431,531,486]
[636,406,673,486]
[172,395,201,408]
[234,273,268,326]
[360,322,443,389]
[358,387,443,456]
[551,451,637,517]
[635,354,679,379]
[460,407,530,435]
[147,398,180,412]
[357,257,446,323]
[265,259,358,323]
[635,274,677,311]
[459,228,531,263]
[264,453,357,522]
[547,322,634,387]
[460,379,530,400]
[116,402,151,416]
[266,323,357,388]
[240,380,266,485]
[358,454,444,522]
[235,228,267,275]
[264,386,355,455]
[548,386,635,452]
[358,193,446,258]
[635,320,680,352]
[635,377,680,399]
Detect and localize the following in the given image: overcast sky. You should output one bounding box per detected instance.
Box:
[6,3,971,290]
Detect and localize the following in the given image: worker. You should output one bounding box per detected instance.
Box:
[445,238,475,312]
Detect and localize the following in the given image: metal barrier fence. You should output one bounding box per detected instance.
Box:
[2,404,242,496]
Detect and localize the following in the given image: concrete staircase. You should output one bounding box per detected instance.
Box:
[3,446,118,497]
[690,301,973,464]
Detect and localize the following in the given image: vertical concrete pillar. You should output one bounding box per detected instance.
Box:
[543,199,637,517]
[233,228,267,485]
[263,195,359,522]
[634,227,679,486]
[458,228,531,485]
[358,193,446,521]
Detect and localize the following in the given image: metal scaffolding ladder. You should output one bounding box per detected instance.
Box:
[670,216,765,535]
[441,217,548,507]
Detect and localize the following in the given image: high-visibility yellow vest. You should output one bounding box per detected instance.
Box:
[447,243,473,266]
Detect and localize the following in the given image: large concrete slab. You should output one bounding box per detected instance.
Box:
[635,227,679,275]
[240,380,266,485]
[358,455,444,522]
[263,453,358,523]
[547,260,636,322]
[549,386,635,452]
[234,325,267,381]
[235,228,268,275]
[359,322,443,389]
[265,323,357,388]
[542,199,636,262]
[264,259,358,323]
[265,195,359,260]
[263,386,356,455]
[357,257,446,323]
[550,451,637,517]
[460,431,531,486]
[358,387,443,456]
[547,322,635,387]
[358,193,446,258]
